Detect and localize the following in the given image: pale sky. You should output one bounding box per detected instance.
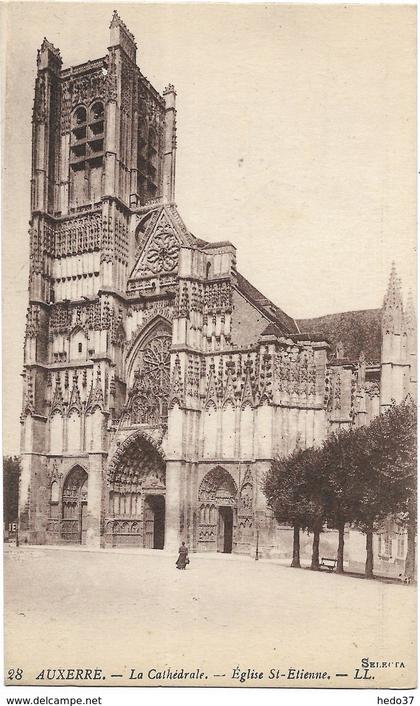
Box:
[1,2,416,454]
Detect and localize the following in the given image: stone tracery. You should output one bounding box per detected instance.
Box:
[122,332,171,426]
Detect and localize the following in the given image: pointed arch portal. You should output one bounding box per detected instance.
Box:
[197,467,238,553]
[105,432,166,548]
[61,465,88,544]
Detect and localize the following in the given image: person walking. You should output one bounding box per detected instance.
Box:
[176,541,189,569]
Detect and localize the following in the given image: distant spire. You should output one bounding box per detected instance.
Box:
[383,262,403,308]
[382,262,404,334]
[404,289,416,334]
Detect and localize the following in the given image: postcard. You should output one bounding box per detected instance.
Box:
[2,2,416,692]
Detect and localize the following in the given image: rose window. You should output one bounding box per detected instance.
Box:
[146,232,179,274]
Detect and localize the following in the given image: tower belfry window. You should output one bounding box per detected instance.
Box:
[70,101,104,207]
[75,106,87,125]
[147,127,158,198]
[137,119,148,199]
[91,102,104,121]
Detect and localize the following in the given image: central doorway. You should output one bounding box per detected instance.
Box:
[217,507,233,553]
[143,495,165,549]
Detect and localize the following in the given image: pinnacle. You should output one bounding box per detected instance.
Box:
[39,37,61,60]
[109,9,136,45]
[383,262,403,311]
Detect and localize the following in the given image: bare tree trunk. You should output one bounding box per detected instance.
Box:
[405,519,416,581]
[291,524,301,568]
[336,520,345,574]
[311,526,320,570]
[365,528,374,579]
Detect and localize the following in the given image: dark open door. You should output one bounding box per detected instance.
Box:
[218,507,233,553]
[153,495,165,549]
[143,497,154,548]
[143,495,165,549]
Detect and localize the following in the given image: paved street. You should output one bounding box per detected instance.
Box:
[4,545,416,688]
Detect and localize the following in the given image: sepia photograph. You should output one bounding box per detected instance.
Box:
[1,1,417,694]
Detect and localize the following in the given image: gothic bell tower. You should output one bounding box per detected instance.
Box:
[20,13,177,545]
[380,263,414,409]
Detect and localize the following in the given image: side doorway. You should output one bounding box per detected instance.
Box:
[61,466,88,544]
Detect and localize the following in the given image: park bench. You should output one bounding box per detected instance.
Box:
[320,557,337,572]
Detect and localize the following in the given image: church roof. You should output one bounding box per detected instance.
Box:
[235,272,299,335]
[297,309,382,363]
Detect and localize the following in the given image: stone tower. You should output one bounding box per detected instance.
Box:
[20,13,333,553]
[20,13,177,545]
[380,263,413,409]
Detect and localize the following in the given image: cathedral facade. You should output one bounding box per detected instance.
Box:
[19,14,416,564]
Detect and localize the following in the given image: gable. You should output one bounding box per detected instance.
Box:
[129,208,182,281]
[129,205,203,285]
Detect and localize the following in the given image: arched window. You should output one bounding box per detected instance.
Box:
[90,101,104,122]
[124,331,172,426]
[88,101,104,203]
[137,119,148,197]
[70,101,104,207]
[74,106,87,125]
[206,262,211,280]
[147,127,158,197]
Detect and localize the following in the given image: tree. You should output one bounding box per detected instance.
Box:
[3,456,21,530]
[263,446,329,570]
[363,399,416,579]
[299,446,329,570]
[348,399,416,578]
[263,449,313,568]
[322,427,368,574]
[264,399,416,579]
